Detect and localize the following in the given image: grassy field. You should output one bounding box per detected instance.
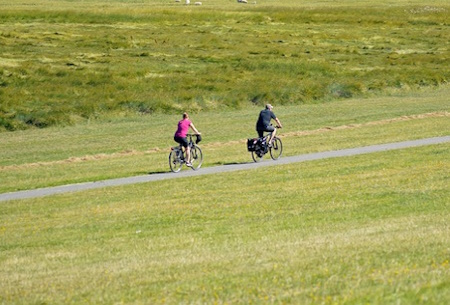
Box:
[1,137,449,304]
[0,0,448,130]
[1,0,449,304]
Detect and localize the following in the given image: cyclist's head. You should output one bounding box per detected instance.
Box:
[183,112,189,119]
[265,104,273,110]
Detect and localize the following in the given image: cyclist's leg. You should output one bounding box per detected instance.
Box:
[185,146,191,164]
[271,129,277,144]
[175,136,189,163]
[266,126,276,145]
[257,129,264,138]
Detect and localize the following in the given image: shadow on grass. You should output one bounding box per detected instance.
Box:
[143,161,254,175]
[213,161,254,166]
[146,170,168,175]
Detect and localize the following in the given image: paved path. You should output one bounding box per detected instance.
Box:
[1,136,449,202]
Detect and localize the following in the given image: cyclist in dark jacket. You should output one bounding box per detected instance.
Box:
[256,104,283,146]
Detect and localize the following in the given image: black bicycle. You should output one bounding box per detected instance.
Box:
[169,134,203,173]
[247,127,283,162]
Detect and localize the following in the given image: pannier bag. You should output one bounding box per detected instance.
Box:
[257,137,268,154]
[247,138,258,151]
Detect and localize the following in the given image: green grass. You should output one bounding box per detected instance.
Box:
[1,142,448,304]
[1,1,449,303]
[0,0,449,130]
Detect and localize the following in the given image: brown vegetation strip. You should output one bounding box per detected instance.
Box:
[1,148,162,170]
[281,111,449,138]
[2,111,448,170]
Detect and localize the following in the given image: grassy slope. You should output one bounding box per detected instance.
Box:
[0,0,449,130]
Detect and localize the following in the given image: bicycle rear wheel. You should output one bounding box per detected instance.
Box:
[269,137,283,160]
[251,150,264,163]
[190,145,203,170]
[169,149,182,173]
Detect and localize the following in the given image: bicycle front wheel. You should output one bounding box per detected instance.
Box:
[169,149,182,173]
[269,137,283,160]
[190,145,203,170]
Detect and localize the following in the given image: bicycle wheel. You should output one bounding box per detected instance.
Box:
[251,150,264,163]
[269,137,283,160]
[190,145,203,170]
[169,149,182,173]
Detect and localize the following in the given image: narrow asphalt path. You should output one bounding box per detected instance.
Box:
[1,136,448,202]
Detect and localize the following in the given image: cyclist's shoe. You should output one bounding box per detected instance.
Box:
[186,162,193,167]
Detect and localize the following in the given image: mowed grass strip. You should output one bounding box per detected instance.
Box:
[1,143,448,304]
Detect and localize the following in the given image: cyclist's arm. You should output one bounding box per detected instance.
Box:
[275,118,282,128]
[190,123,201,134]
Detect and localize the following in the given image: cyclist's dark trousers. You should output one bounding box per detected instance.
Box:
[174,136,188,148]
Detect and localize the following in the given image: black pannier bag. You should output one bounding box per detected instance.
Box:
[257,137,268,154]
[247,138,258,151]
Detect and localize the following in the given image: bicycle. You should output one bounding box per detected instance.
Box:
[247,127,283,162]
[169,134,203,173]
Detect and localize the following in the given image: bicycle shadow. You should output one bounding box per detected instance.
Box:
[213,161,254,166]
[143,161,255,175]
[146,170,168,175]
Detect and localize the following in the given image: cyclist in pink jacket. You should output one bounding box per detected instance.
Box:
[174,112,201,167]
